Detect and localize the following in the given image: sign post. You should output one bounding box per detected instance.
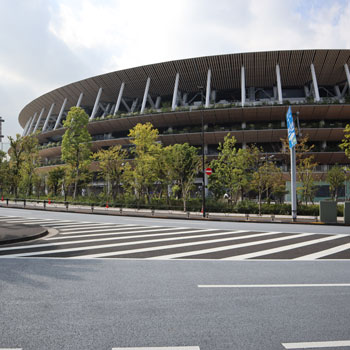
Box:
[286,106,297,222]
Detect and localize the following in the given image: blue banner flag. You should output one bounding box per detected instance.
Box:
[286,106,297,149]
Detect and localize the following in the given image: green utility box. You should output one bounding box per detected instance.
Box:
[344,202,350,225]
[319,200,337,224]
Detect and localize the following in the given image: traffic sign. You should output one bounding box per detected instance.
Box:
[205,167,213,175]
[286,106,297,149]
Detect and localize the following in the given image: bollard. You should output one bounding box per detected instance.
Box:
[151,209,155,216]
[23,199,26,208]
[91,204,94,213]
[6,198,9,206]
[43,200,46,209]
[65,201,69,211]
[119,208,123,215]
[245,213,249,221]
[187,211,190,218]
[271,214,275,222]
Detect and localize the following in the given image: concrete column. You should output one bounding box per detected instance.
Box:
[334,85,341,98]
[310,63,320,102]
[155,96,161,109]
[241,66,246,107]
[42,103,55,132]
[171,73,180,111]
[113,82,125,115]
[242,121,246,129]
[90,87,103,120]
[242,141,247,149]
[54,98,67,130]
[344,64,350,93]
[33,108,45,133]
[205,68,211,108]
[141,77,151,114]
[76,92,84,107]
[211,90,216,104]
[304,85,310,97]
[276,64,283,104]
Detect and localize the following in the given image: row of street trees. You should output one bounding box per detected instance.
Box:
[0,107,349,211]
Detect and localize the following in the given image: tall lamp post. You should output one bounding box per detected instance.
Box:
[0,117,4,151]
[198,86,206,218]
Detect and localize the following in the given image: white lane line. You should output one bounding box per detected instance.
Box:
[3,230,245,257]
[282,340,350,348]
[294,242,350,260]
[47,227,191,240]
[0,348,23,350]
[222,234,347,260]
[24,220,78,225]
[147,232,312,260]
[72,231,282,259]
[112,347,200,350]
[198,284,350,288]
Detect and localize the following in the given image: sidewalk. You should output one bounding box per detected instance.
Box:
[0,222,48,245]
[0,199,347,225]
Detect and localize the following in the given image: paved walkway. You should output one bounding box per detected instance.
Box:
[0,222,48,245]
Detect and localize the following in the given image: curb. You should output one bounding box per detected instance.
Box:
[0,228,48,246]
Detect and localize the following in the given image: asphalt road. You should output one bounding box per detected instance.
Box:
[1,258,350,350]
[1,208,349,350]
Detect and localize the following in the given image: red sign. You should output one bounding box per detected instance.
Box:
[205,167,213,175]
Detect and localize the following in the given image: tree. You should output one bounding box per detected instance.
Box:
[282,135,318,205]
[19,134,40,196]
[61,107,92,198]
[326,165,346,202]
[0,150,9,195]
[93,145,128,200]
[251,160,284,214]
[47,167,65,196]
[340,124,350,158]
[8,134,26,197]
[166,143,200,211]
[209,134,258,204]
[128,122,161,204]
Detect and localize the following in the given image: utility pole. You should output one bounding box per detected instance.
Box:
[0,117,4,151]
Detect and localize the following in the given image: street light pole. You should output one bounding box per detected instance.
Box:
[198,86,206,218]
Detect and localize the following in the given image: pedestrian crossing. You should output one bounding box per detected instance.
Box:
[0,215,349,260]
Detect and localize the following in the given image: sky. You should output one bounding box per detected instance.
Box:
[1,0,350,142]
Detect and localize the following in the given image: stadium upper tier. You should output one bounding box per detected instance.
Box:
[19,49,350,168]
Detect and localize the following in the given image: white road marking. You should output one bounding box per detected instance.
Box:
[147,232,311,260]
[46,228,211,241]
[0,348,22,350]
[198,284,350,288]
[57,226,193,235]
[1,229,242,257]
[222,234,347,260]
[294,243,350,260]
[112,347,200,350]
[57,223,139,231]
[282,340,350,348]
[72,231,282,259]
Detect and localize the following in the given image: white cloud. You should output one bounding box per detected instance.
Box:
[1,0,350,138]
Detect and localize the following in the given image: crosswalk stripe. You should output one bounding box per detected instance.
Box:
[71,231,284,259]
[294,242,350,260]
[0,228,225,254]
[4,230,267,258]
[58,224,139,231]
[2,229,247,257]
[221,234,348,260]
[57,226,182,235]
[24,220,77,225]
[147,232,314,260]
[46,227,192,240]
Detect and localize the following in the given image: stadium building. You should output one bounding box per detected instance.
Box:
[19,49,350,200]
